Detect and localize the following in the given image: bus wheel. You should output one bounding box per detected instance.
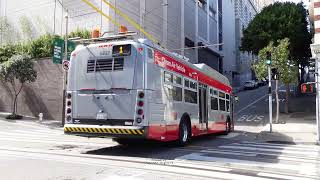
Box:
[178,120,190,146]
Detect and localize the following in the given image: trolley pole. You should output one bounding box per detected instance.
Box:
[62,12,68,126]
[268,65,273,133]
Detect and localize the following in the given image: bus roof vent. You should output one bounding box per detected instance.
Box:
[70,31,137,44]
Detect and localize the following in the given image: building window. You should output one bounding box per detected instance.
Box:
[209,1,216,18]
[185,37,195,48]
[198,0,207,9]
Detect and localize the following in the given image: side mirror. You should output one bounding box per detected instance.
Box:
[234,96,239,103]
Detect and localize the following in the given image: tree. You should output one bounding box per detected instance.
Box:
[253,39,298,115]
[241,2,311,81]
[0,54,37,119]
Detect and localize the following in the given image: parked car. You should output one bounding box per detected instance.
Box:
[243,80,258,90]
[257,79,267,86]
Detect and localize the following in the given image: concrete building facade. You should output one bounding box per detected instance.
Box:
[0,0,274,87]
[232,0,274,87]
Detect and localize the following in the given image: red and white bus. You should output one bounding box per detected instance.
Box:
[64,32,234,145]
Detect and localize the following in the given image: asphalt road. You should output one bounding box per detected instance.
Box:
[0,84,319,180]
[1,116,319,180]
[234,83,290,132]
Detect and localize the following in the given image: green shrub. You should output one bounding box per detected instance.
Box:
[30,34,55,59]
[68,28,91,39]
[0,44,18,63]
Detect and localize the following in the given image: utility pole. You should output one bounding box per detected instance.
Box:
[266,51,272,133]
[268,65,273,133]
[61,12,68,126]
[310,0,320,144]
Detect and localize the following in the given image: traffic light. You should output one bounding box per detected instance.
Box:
[266,51,272,65]
[301,83,316,94]
[271,68,278,80]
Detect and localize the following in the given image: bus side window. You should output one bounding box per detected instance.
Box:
[147,48,154,59]
[184,79,190,88]
[226,100,230,112]
[219,99,226,111]
[163,71,182,102]
[164,71,173,83]
[211,97,218,110]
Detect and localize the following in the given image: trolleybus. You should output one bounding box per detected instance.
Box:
[64,32,234,145]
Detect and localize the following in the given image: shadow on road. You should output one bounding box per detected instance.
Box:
[84,133,234,160]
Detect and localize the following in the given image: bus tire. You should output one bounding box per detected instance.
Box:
[178,119,191,146]
[223,118,231,135]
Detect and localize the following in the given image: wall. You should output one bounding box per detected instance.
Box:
[222,0,236,85]
[0,59,63,120]
[0,0,108,42]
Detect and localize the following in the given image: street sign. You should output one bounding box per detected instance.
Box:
[301,83,316,94]
[67,40,76,61]
[62,60,69,71]
[52,37,64,64]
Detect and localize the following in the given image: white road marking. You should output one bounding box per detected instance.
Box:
[177,152,317,173]
[241,141,320,150]
[219,145,319,156]
[229,143,320,152]
[0,136,113,147]
[257,172,314,180]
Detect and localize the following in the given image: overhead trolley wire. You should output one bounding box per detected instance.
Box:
[81,0,122,28]
[100,0,160,45]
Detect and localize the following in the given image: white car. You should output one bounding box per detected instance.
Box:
[244,80,258,90]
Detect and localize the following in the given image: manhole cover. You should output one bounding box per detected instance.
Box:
[266,141,296,145]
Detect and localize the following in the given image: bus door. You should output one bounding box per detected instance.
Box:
[198,83,208,132]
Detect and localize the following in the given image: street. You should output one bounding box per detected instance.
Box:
[1,85,319,180]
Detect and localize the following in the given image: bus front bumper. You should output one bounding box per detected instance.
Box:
[64,124,146,138]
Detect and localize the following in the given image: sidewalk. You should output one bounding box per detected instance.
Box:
[0,112,62,129]
[257,112,318,145]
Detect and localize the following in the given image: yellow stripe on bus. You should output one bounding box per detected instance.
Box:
[65,126,144,135]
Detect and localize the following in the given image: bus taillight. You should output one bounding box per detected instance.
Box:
[137,109,144,115]
[138,101,144,107]
[138,92,145,98]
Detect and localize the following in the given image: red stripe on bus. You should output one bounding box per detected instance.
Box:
[154,50,232,93]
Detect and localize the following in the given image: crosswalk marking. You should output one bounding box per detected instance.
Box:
[219,145,319,156]
[257,172,314,180]
[177,141,320,179]
[230,142,320,152]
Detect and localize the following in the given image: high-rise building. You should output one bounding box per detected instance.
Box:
[232,0,274,86]
[0,0,271,86]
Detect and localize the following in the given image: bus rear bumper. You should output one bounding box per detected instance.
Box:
[64,124,146,138]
